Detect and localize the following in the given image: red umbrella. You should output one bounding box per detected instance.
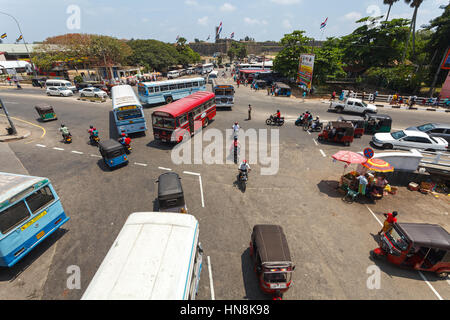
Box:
[332,151,367,165]
[362,158,394,172]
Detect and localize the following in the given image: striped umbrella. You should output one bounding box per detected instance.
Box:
[332,151,367,164]
[362,158,394,172]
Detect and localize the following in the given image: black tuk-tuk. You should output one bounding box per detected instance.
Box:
[250,225,295,299]
[337,115,365,138]
[156,172,187,213]
[255,80,267,89]
[364,114,392,134]
[273,82,291,97]
[32,77,47,88]
[35,104,57,121]
[98,139,128,169]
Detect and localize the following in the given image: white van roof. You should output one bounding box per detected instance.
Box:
[81,212,199,300]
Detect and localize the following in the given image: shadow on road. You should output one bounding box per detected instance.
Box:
[316,180,342,198]
[0,228,69,282]
[241,248,271,300]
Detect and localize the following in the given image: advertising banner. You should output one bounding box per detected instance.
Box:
[441,48,450,70]
[297,54,315,89]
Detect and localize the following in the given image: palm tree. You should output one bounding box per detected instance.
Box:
[402,0,424,61]
[383,0,400,21]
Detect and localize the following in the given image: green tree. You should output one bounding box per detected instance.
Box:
[383,0,400,21]
[227,42,247,62]
[313,38,347,84]
[273,30,313,79]
[127,39,179,72]
[402,0,424,61]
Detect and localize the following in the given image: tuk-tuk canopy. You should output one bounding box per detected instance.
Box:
[35,104,54,113]
[338,116,365,123]
[398,223,450,251]
[329,121,354,129]
[252,225,292,266]
[367,114,392,122]
[274,82,290,89]
[157,172,184,200]
[98,139,125,155]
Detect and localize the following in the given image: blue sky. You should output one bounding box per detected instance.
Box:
[0,0,448,43]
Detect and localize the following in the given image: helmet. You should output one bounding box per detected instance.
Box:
[235,122,238,125]
[306,110,309,113]
[316,116,319,119]
[93,127,96,130]
[392,211,398,217]
[243,160,247,163]
[122,133,126,137]
[61,124,65,127]
[90,125,93,129]
[277,110,280,112]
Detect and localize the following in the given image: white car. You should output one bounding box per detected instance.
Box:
[372,130,449,152]
[330,98,377,115]
[79,87,108,98]
[46,86,74,97]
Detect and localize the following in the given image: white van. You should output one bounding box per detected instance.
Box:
[167,70,180,79]
[81,212,203,300]
[45,79,77,92]
[207,70,218,84]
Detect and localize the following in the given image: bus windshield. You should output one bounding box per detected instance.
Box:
[214,88,233,96]
[153,116,176,129]
[116,108,142,121]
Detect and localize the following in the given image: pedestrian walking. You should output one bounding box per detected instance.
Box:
[378,211,398,235]
[373,91,378,103]
[6,76,11,86]
[237,79,240,88]
[362,91,365,101]
[302,90,307,102]
[248,104,252,120]
[267,87,270,95]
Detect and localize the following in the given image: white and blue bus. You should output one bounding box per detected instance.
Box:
[82,212,203,300]
[0,172,70,267]
[111,85,147,136]
[137,77,206,105]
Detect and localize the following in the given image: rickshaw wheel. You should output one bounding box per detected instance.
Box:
[437,272,448,279]
[265,119,271,125]
[344,141,350,146]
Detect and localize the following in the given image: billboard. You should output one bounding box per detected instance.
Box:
[442,48,450,70]
[297,54,315,89]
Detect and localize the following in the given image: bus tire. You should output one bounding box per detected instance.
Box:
[203,118,209,128]
[165,96,173,104]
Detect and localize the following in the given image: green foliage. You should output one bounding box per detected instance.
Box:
[227,42,247,62]
[273,30,312,79]
[73,75,83,83]
[313,38,346,84]
[365,64,422,92]
[89,35,132,66]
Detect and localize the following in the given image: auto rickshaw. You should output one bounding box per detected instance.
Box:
[371,223,449,279]
[98,139,128,169]
[35,104,57,122]
[255,80,267,89]
[156,172,187,213]
[31,77,46,88]
[249,224,295,299]
[364,114,392,135]
[318,121,355,146]
[273,82,291,97]
[337,115,365,138]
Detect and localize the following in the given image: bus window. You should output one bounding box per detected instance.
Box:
[169,85,177,90]
[0,201,30,234]
[154,87,160,92]
[26,186,55,214]
[192,82,198,87]
[178,114,187,125]
[178,83,186,89]
[116,108,143,121]
[161,85,168,92]
[148,87,154,93]
[186,82,192,88]
[138,86,147,96]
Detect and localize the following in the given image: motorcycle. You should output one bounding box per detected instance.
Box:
[63,134,72,144]
[303,120,323,132]
[238,169,249,191]
[295,114,311,126]
[119,140,132,154]
[89,134,100,146]
[265,115,285,126]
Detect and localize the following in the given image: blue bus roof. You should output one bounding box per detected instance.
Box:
[0,172,48,205]
[140,77,204,87]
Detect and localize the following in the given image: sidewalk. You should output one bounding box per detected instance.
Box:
[0,117,31,142]
[318,99,450,113]
[0,140,28,174]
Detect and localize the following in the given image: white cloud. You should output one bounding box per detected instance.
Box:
[270,0,301,4]
[220,3,236,12]
[244,17,268,26]
[198,16,209,26]
[343,11,362,21]
[282,19,292,29]
[185,0,198,6]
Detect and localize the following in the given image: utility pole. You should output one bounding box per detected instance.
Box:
[0,98,17,135]
[429,47,449,97]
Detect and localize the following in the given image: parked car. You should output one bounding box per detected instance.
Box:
[372,130,448,152]
[79,87,108,98]
[406,123,450,144]
[92,84,110,96]
[45,79,77,92]
[46,86,74,97]
[329,98,377,115]
[75,82,94,90]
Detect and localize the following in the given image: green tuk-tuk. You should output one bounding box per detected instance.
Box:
[35,104,57,122]
[364,114,392,134]
[274,82,291,97]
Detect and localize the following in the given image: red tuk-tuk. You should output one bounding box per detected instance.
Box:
[250,225,295,299]
[371,223,450,278]
[318,121,355,146]
[337,116,365,138]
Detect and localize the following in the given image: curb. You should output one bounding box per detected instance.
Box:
[0,130,30,142]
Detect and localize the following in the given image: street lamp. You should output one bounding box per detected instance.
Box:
[0,11,37,78]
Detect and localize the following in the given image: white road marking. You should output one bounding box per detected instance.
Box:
[207,256,215,300]
[4,101,18,104]
[365,206,444,300]
[183,171,201,176]
[307,130,311,135]
[36,144,46,148]
[199,175,205,208]
[134,162,147,167]
[52,147,64,151]
[90,154,102,158]
[71,151,83,154]
[158,167,172,171]
[319,149,326,157]
[313,139,318,146]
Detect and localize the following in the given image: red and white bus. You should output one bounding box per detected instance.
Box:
[151,91,216,143]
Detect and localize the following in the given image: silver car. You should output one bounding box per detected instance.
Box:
[406,123,450,143]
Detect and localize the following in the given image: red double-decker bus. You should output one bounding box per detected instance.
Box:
[151,91,216,143]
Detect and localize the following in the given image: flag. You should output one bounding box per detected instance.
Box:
[176,35,180,41]
[320,17,328,29]
[217,22,222,35]
[16,35,22,43]
[1,33,7,39]
[230,32,234,39]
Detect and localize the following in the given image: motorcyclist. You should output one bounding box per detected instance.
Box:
[118,133,131,149]
[59,124,71,140]
[231,136,241,164]
[311,116,320,130]
[232,122,240,138]
[88,125,99,143]
[238,159,251,180]
[273,109,281,124]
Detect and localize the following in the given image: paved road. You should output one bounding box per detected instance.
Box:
[0,79,449,300]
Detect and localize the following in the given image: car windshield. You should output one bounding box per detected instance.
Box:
[360,101,368,107]
[391,131,406,140]
[417,124,435,132]
[386,227,409,251]
[58,87,68,91]
[116,108,142,121]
